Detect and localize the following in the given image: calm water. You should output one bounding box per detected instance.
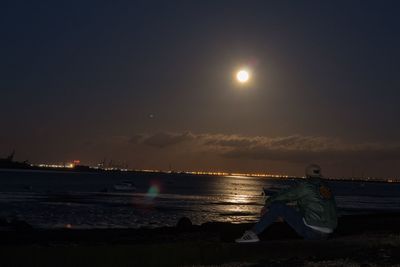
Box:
[0,169,399,229]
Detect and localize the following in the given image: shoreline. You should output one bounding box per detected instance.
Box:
[2,213,400,245]
[1,213,400,266]
[1,167,398,184]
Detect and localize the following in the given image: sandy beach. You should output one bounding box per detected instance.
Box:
[1,213,400,266]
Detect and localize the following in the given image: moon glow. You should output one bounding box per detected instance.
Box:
[236,70,250,83]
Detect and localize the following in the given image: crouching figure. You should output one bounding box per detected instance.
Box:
[236,164,337,243]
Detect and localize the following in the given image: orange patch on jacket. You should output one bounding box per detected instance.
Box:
[319,185,332,199]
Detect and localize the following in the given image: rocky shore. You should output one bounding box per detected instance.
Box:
[1,213,400,266]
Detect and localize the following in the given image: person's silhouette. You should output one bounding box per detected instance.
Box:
[236,164,337,243]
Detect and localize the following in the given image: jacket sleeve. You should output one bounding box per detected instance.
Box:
[265,183,307,206]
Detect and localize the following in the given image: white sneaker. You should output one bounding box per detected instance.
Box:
[235,230,260,243]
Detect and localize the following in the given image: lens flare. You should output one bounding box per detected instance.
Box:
[147,180,162,198]
[147,185,159,198]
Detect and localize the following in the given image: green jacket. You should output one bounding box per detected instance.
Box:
[265,178,338,229]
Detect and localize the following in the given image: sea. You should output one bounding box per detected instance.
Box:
[0,169,399,229]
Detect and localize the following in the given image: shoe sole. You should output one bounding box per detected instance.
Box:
[235,239,260,243]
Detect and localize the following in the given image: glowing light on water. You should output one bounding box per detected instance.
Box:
[226,194,253,204]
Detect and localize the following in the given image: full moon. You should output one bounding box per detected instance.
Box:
[236,70,250,83]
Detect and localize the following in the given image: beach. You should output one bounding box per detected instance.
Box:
[1,170,400,266]
[1,213,400,266]
[1,170,400,230]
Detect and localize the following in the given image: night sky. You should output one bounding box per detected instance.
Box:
[1,1,400,178]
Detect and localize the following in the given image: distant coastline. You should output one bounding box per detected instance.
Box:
[1,151,398,183]
[0,165,398,184]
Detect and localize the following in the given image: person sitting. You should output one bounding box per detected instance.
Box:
[236,164,337,243]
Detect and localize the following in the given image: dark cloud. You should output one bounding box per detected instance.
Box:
[128,134,145,144]
[204,135,259,148]
[142,132,194,148]
[137,131,400,163]
[221,140,400,163]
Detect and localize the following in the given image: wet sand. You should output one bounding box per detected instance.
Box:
[1,213,400,266]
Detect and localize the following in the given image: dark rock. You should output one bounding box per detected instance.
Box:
[176,217,192,231]
[12,219,33,232]
[0,217,33,232]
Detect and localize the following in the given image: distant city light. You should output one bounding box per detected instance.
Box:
[27,162,399,182]
[37,163,75,169]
